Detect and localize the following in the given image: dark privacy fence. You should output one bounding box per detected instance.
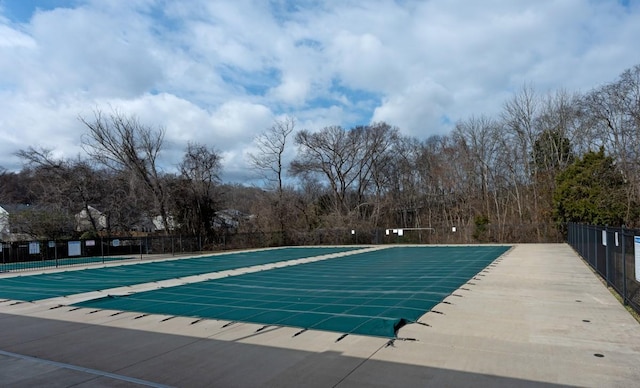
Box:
[567,223,640,314]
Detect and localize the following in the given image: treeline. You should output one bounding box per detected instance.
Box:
[1,64,639,244]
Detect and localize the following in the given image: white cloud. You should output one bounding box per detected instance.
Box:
[268,74,309,105]
[0,24,36,48]
[0,92,88,170]
[88,94,275,179]
[372,78,453,137]
[1,0,640,183]
[24,6,161,99]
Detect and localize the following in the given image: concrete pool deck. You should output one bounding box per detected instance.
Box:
[1,244,639,387]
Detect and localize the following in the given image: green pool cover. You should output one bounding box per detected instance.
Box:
[75,246,510,338]
[0,256,131,272]
[0,247,360,302]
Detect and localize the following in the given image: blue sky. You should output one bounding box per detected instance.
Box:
[1,0,640,182]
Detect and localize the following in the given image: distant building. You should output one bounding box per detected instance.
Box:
[74,206,108,233]
[0,204,32,241]
[152,214,178,232]
[0,205,9,239]
[213,209,253,232]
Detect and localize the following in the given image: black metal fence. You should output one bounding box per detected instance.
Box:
[0,235,204,272]
[1,223,562,273]
[567,222,640,314]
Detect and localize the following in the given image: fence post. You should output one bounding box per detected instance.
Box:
[622,226,627,306]
[579,223,583,257]
[605,226,610,286]
[581,223,584,257]
[569,223,573,246]
[595,225,599,269]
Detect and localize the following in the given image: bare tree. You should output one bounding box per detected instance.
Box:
[384,136,427,229]
[291,123,401,231]
[353,123,399,227]
[174,142,222,239]
[80,110,171,233]
[0,167,32,204]
[291,125,360,218]
[0,167,9,204]
[248,117,295,236]
[453,115,501,220]
[500,84,546,236]
[15,147,107,235]
[583,65,640,217]
[249,117,295,193]
[9,206,75,240]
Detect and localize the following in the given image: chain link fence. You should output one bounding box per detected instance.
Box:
[567,223,640,315]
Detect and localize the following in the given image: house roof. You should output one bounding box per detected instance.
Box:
[0,204,32,213]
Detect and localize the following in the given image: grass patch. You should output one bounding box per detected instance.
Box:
[607,286,640,324]
[575,252,640,324]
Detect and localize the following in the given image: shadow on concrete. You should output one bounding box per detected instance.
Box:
[0,313,573,387]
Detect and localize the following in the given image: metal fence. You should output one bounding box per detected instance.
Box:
[2,223,562,273]
[0,235,203,272]
[567,222,640,314]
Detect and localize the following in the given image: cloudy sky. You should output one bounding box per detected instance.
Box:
[1,0,639,182]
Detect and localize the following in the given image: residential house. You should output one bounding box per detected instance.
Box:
[0,205,9,239]
[74,206,108,233]
[152,214,178,232]
[213,209,253,232]
[0,204,32,241]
